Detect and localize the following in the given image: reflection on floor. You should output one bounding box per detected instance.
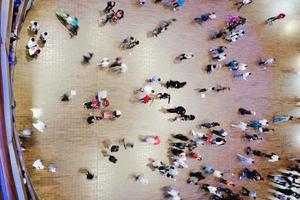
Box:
[14,0,300,199]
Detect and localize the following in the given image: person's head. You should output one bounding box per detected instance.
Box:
[171,18,177,22]
[130,36,134,40]
[44,32,48,36]
[289,116,294,120]
[74,17,79,22]
[151,90,155,93]
[31,38,35,42]
[33,22,38,26]
[136,40,140,45]
[158,78,161,82]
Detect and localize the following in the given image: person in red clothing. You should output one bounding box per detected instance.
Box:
[139,95,151,104]
[83,98,99,109]
[266,13,286,25]
[189,152,202,161]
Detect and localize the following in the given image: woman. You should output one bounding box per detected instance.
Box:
[112,10,124,22]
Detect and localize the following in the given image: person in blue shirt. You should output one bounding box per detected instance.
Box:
[273,115,294,123]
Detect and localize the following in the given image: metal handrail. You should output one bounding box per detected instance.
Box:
[8,0,40,199]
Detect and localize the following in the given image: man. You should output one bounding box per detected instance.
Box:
[110,57,122,68]
[40,32,48,43]
[104,1,116,13]
[28,21,40,34]
[235,0,253,10]
[82,52,93,63]
[176,53,194,61]
[166,106,186,115]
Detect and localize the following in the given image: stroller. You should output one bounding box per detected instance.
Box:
[56,9,79,36]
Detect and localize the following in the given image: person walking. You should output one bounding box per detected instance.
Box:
[39,32,48,44]
[266,13,286,25]
[147,76,161,83]
[238,108,256,115]
[233,71,251,80]
[82,52,93,63]
[235,0,253,10]
[166,106,186,115]
[176,53,194,62]
[110,57,122,68]
[237,154,255,165]
[104,1,116,13]
[241,187,256,199]
[273,115,294,123]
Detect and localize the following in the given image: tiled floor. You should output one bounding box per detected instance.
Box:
[14,0,300,199]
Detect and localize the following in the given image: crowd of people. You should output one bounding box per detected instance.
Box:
[22,0,299,199]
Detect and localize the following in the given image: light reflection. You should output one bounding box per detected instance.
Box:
[283,19,300,36]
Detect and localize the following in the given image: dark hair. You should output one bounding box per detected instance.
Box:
[33,22,37,26]
[44,32,48,35]
[31,38,35,41]
[189,115,195,120]
[158,78,161,81]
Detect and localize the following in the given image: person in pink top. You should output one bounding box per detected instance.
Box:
[144,136,160,145]
[83,98,99,109]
